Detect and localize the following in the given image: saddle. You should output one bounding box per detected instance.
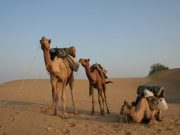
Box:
[49,47,79,72]
[90,64,108,79]
[137,85,165,98]
[49,47,75,60]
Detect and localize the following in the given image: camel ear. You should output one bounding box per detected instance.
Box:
[87,58,90,62]
[48,39,51,44]
[124,100,128,105]
[69,47,76,58]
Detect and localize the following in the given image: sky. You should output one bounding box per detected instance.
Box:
[0,0,180,83]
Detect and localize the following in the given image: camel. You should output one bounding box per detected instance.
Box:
[120,97,159,123]
[40,36,77,118]
[79,58,112,115]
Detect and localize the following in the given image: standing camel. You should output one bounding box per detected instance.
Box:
[79,58,112,115]
[40,36,77,118]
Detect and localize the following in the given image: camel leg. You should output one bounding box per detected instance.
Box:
[50,78,58,115]
[97,89,104,115]
[61,82,67,118]
[103,85,110,114]
[156,110,162,122]
[52,88,55,104]
[91,88,95,115]
[54,81,62,116]
[69,75,78,115]
[55,81,62,111]
[100,90,105,114]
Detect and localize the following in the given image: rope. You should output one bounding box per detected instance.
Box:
[0,45,40,107]
[0,45,42,134]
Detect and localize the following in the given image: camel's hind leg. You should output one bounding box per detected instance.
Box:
[61,81,67,118]
[91,88,95,115]
[103,84,110,114]
[97,87,104,115]
[69,75,78,115]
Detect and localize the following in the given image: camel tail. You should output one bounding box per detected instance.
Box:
[106,81,114,84]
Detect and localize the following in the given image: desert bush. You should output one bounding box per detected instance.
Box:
[149,63,169,76]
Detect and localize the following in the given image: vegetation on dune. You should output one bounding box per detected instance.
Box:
[149,63,169,76]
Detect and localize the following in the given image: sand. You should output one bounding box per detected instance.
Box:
[0,68,180,135]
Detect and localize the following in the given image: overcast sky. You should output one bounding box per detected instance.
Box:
[0,0,180,83]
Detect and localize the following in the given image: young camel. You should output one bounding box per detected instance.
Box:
[79,58,112,115]
[40,36,77,118]
[120,97,158,123]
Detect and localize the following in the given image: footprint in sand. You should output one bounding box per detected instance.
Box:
[42,119,47,123]
[64,128,71,135]
[8,114,15,123]
[69,123,76,127]
[125,130,135,135]
[175,119,180,125]
[112,123,119,129]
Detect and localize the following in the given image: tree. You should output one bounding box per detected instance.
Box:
[149,63,169,76]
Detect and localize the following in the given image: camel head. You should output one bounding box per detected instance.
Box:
[120,100,132,115]
[40,36,51,51]
[79,58,90,68]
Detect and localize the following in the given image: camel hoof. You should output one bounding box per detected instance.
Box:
[101,112,104,116]
[91,111,94,115]
[62,113,68,119]
[74,111,79,115]
[53,111,57,116]
[157,118,163,122]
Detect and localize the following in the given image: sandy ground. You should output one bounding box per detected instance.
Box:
[0,68,180,135]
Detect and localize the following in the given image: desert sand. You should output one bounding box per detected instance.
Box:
[0,68,180,135]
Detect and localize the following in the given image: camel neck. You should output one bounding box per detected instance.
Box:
[43,50,51,66]
[84,66,95,82]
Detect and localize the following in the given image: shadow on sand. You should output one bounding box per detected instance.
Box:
[0,99,129,124]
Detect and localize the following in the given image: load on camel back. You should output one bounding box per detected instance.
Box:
[121,85,168,123]
[134,85,168,111]
[49,46,79,72]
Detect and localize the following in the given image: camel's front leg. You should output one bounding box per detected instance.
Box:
[61,82,67,118]
[50,78,58,115]
[69,75,78,115]
[156,109,162,122]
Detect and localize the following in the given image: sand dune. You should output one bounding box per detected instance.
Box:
[147,68,180,103]
[150,68,180,88]
[0,69,180,135]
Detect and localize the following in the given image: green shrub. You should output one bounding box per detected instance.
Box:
[149,63,169,76]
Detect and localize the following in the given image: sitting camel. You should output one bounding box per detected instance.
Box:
[120,97,159,123]
[40,36,77,118]
[79,58,112,115]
